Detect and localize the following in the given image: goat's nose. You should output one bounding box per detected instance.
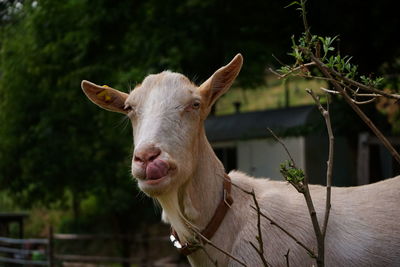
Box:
[134,146,161,164]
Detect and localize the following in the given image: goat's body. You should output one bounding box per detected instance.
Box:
[188,171,400,266]
[82,55,400,266]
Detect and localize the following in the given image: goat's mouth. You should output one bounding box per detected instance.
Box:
[134,159,177,185]
[135,159,178,196]
[144,175,169,185]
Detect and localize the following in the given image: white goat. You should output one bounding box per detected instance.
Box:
[82,54,400,266]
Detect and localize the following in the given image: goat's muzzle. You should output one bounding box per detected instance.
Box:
[132,145,174,184]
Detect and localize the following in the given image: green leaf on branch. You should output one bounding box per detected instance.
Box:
[318,36,338,60]
[277,65,293,75]
[285,1,301,9]
[360,75,385,88]
[280,161,305,184]
[324,54,358,78]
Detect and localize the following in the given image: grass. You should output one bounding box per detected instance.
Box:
[215,76,327,115]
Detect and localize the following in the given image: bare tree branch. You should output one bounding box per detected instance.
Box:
[249,189,270,266]
[201,246,219,267]
[301,183,324,266]
[285,249,291,267]
[306,89,334,237]
[250,206,317,259]
[228,178,317,260]
[267,128,324,266]
[300,0,311,43]
[319,87,378,104]
[328,65,400,100]
[267,128,297,168]
[350,98,377,105]
[268,62,316,79]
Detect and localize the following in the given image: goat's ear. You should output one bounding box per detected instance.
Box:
[81,80,129,114]
[199,53,243,113]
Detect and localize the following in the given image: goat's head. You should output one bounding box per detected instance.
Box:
[82,54,243,197]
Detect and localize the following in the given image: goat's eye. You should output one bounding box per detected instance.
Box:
[124,105,132,112]
[124,104,136,116]
[192,101,201,110]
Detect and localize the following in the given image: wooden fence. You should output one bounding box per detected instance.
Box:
[0,236,49,265]
[0,227,171,266]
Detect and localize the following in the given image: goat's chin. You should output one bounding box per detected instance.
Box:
[137,175,174,197]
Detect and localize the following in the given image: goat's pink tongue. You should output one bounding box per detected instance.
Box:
[146,159,169,180]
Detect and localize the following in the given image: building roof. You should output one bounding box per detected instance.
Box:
[205,105,317,142]
[0,213,28,222]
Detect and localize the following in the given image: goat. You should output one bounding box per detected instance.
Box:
[82,54,400,266]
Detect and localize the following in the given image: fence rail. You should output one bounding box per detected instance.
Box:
[54,233,125,240]
[0,256,48,265]
[54,233,170,242]
[0,228,172,266]
[0,236,48,245]
[0,236,49,266]
[55,254,140,264]
[0,246,36,255]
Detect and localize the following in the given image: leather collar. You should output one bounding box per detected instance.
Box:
[170,174,234,255]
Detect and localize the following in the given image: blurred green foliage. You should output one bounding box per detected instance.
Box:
[0,0,158,234]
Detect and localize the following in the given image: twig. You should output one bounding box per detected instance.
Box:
[329,66,400,100]
[319,87,378,104]
[268,62,316,79]
[301,183,324,266]
[201,246,219,267]
[300,0,311,43]
[250,206,317,259]
[184,220,248,267]
[350,98,377,105]
[285,249,290,267]
[318,87,339,94]
[249,189,269,266]
[272,54,287,67]
[305,89,334,237]
[228,179,317,259]
[309,53,400,164]
[320,86,378,96]
[267,128,296,168]
[352,93,381,97]
[268,127,324,266]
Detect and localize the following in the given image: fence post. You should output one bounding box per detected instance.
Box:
[357,132,370,185]
[48,226,54,267]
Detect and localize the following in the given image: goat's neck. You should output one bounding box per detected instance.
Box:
[158,128,225,242]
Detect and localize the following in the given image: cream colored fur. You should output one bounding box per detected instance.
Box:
[81,54,400,266]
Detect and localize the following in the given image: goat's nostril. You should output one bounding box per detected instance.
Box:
[148,149,161,162]
[134,147,161,164]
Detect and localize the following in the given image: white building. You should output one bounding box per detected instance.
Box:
[205,105,394,186]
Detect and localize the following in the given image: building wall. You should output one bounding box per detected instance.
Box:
[305,135,357,186]
[212,135,365,186]
[236,137,306,180]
